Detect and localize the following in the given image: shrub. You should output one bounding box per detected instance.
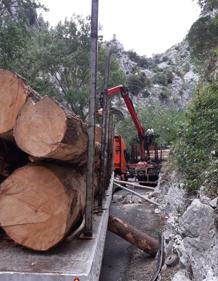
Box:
[127,73,150,96]
[175,82,218,191]
[153,70,174,86]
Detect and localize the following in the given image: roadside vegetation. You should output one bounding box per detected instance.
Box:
[174,0,218,192]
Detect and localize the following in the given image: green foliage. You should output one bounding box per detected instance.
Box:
[127,72,149,96]
[175,82,218,191]
[195,0,218,10]
[0,0,45,25]
[125,50,150,68]
[117,102,185,150]
[142,89,150,98]
[159,89,171,101]
[153,69,174,86]
[0,0,45,70]
[0,7,126,119]
[188,15,218,64]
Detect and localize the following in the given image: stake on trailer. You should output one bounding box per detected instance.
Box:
[85,0,99,236]
[98,45,113,207]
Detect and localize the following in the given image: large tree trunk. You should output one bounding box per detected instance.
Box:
[0,164,86,251]
[14,96,88,164]
[0,69,39,137]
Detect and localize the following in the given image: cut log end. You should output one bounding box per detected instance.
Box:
[14,97,67,157]
[0,69,28,134]
[0,165,85,251]
[14,96,88,163]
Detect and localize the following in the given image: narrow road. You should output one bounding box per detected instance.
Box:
[100,189,161,281]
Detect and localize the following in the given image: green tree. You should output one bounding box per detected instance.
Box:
[0,8,126,119]
[127,72,149,96]
[195,0,218,11]
[117,102,185,150]
[0,0,45,70]
[31,17,126,118]
[188,15,218,63]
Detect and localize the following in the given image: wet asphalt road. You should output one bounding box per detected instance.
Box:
[100,190,161,281]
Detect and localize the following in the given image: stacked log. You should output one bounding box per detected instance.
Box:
[0,69,100,251]
[0,69,40,139]
[14,96,88,164]
[0,70,161,256]
[0,165,86,251]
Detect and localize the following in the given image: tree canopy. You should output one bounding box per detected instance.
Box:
[0,1,126,119]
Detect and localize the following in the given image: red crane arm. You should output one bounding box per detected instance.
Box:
[107,85,145,138]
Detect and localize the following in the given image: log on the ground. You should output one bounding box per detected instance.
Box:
[14,96,88,163]
[0,164,87,251]
[108,215,160,256]
[0,69,40,137]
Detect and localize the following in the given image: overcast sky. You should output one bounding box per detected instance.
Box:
[41,0,200,57]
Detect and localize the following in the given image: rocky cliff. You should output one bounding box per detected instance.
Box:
[111,37,199,110]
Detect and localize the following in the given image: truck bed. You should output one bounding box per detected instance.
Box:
[0,176,113,281]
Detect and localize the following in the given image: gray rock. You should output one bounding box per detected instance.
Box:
[200,195,210,204]
[172,270,191,281]
[209,197,218,208]
[178,199,218,281]
[180,199,214,238]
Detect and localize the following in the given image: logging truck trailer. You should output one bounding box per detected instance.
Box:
[0,176,113,281]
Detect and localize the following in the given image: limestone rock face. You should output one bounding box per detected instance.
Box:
[111,38,199,110]
[177,199,218,281]
[154,167,218,281]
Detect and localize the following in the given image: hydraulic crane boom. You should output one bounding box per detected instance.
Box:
[107,85,145,161]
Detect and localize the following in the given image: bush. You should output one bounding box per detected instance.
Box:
[174,82,218,191]
[127,73,150,96]
[142,89,150,98]
[159,89,171,101]
[126,50,150,68]
[153,70,174,86]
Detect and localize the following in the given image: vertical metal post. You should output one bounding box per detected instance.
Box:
[98,46,112,206]
[85,0,99,236]
[98,89,107,207]
[107,113,114,184]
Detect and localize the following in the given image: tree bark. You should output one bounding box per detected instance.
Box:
[0,69,40,137]
[14,96,88,164]
[108,215,160,256]
[0,164,87,251]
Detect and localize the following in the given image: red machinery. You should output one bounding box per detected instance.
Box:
[108,85,145,161]
[107,85,161,183]
[113,135,127,180]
